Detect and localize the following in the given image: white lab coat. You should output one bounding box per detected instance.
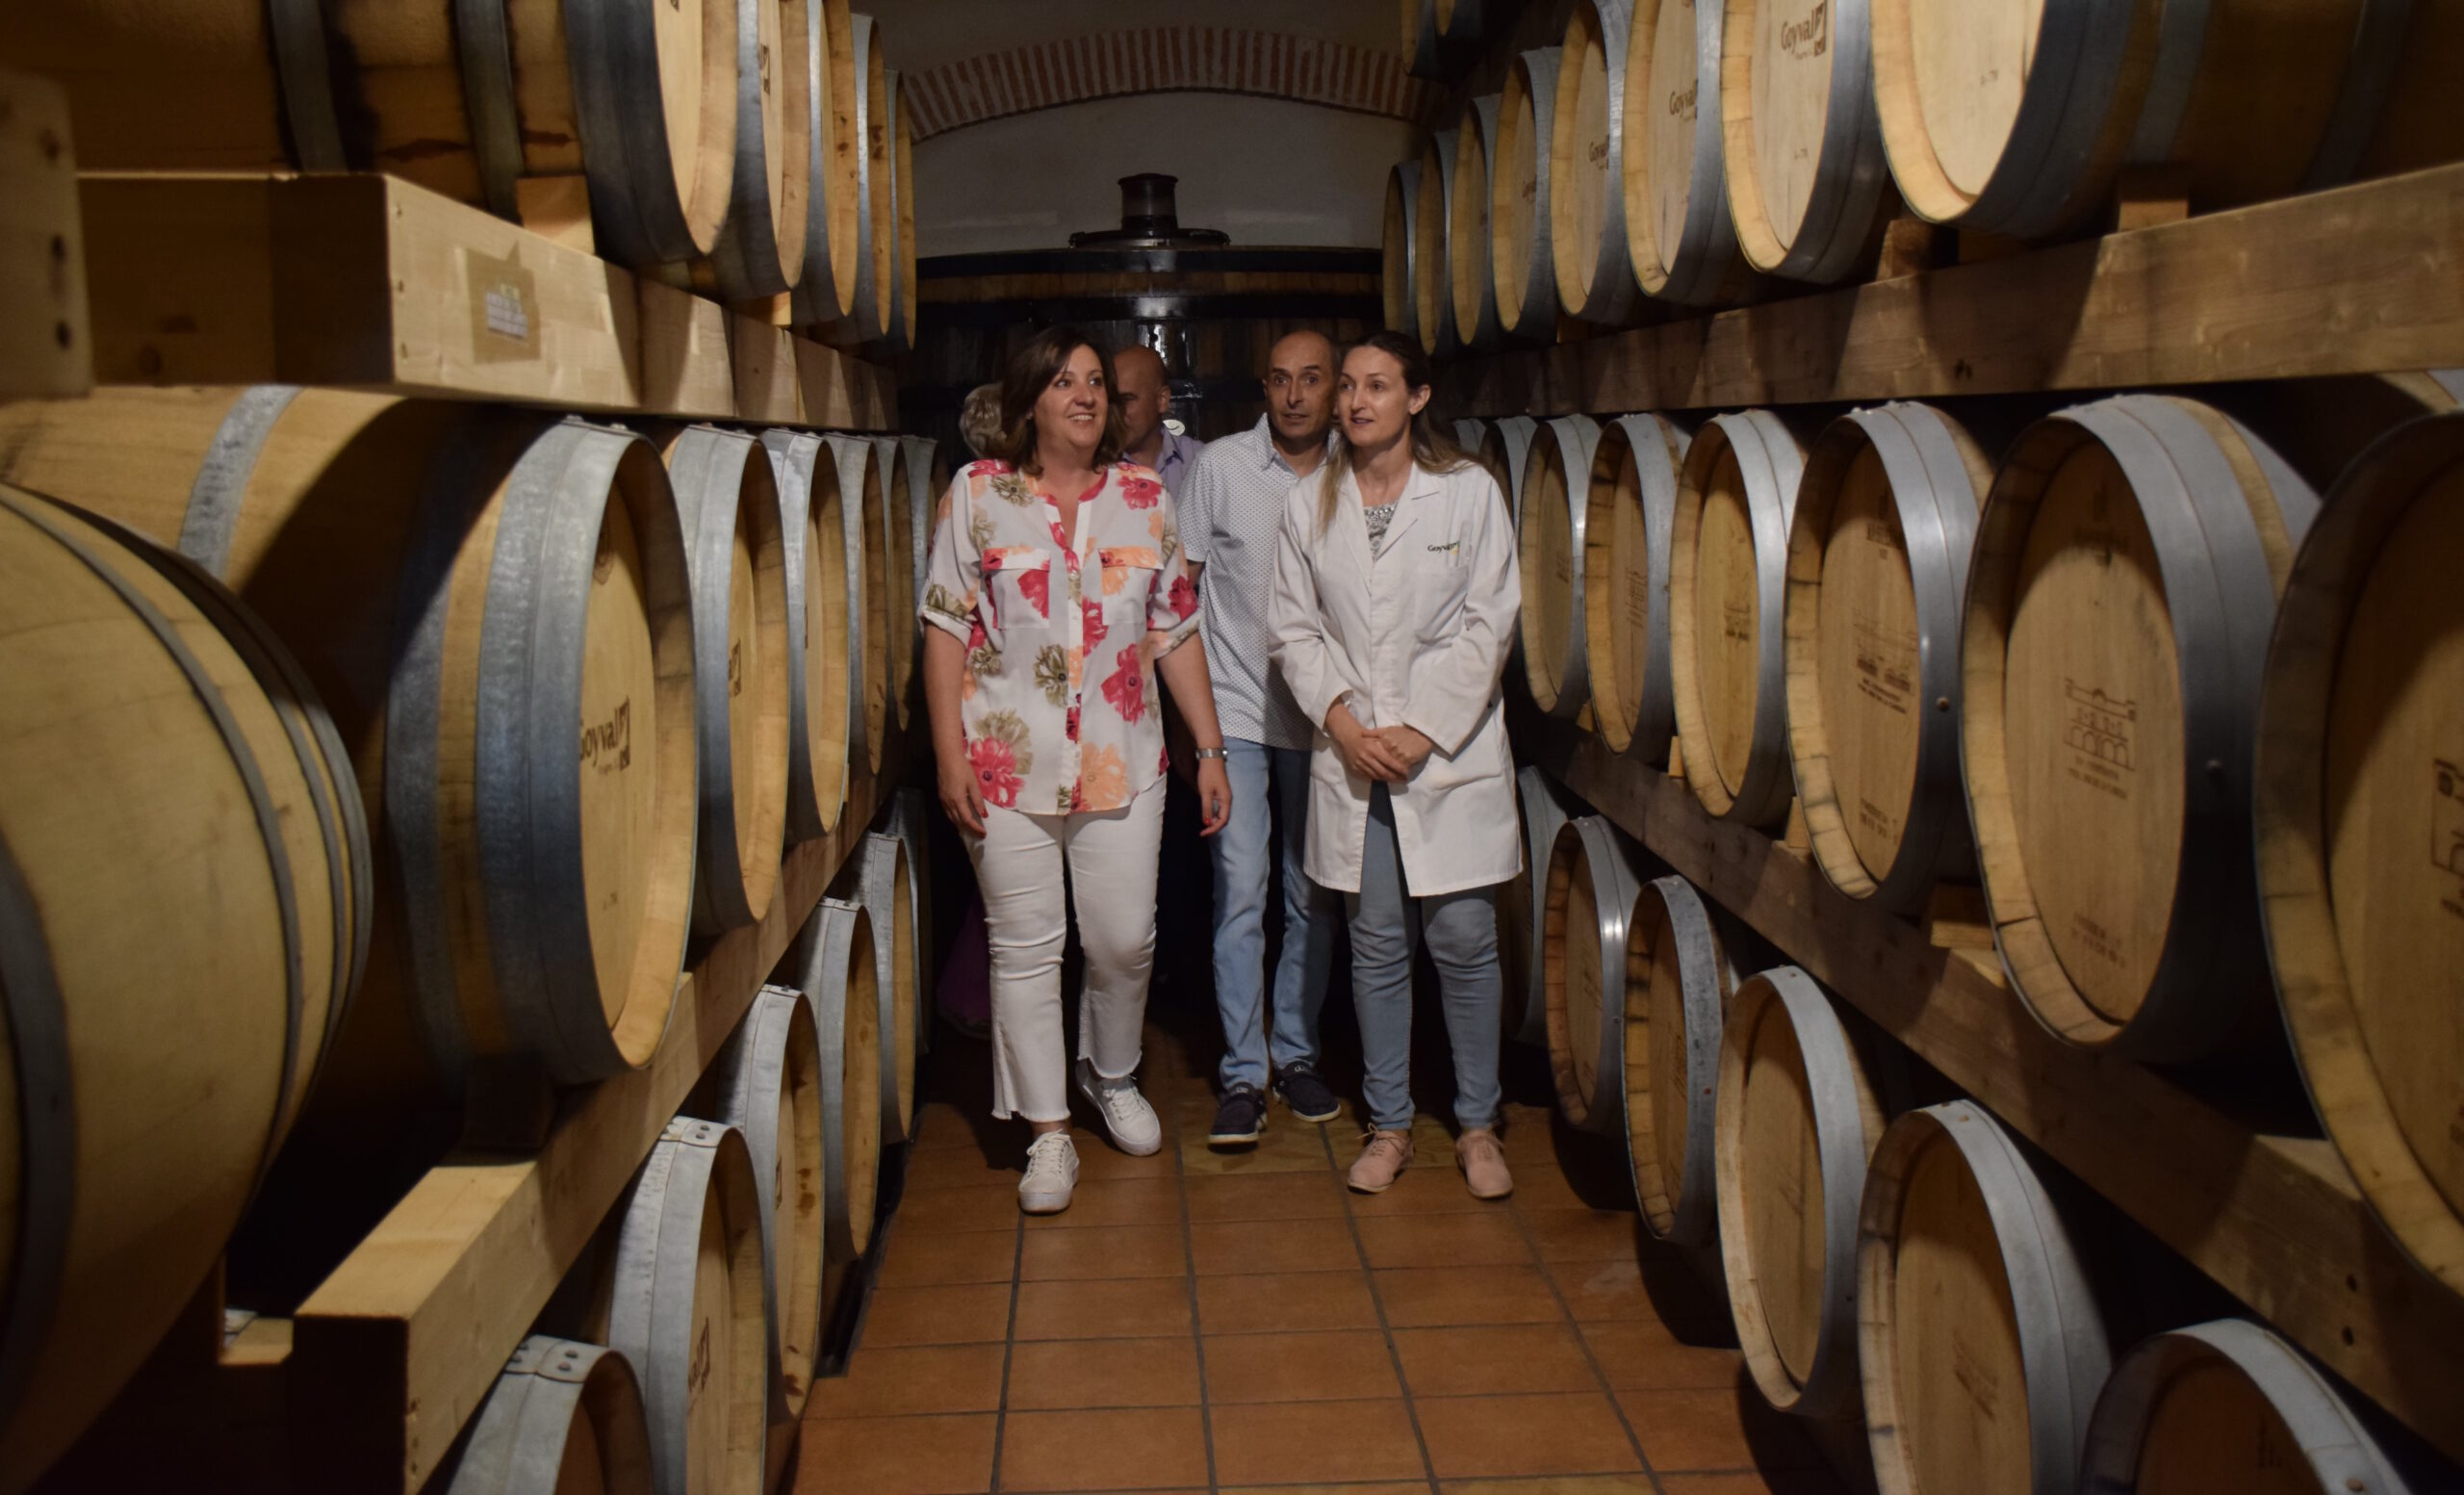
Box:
[1270,457,1523,895]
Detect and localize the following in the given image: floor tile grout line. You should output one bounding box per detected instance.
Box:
[987,1165,1027,1493]
[1164,1083,1224,1495]
[1323,1119,1443,1495]
[1503,1187,1670,1495]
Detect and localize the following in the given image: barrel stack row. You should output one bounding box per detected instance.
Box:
[1476,379,2464,1307]
[0,388,946,1492]
[1385,0,2464,345]
[1518,806,2446,1491]
[6,0,923,349]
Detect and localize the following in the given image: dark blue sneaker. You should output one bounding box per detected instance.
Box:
[1273,1065,1342,1123]
[1209,1084,1267,1147]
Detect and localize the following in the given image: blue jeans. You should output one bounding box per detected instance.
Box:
[1209,739,1339,1091]
[1349,784,1503,1132]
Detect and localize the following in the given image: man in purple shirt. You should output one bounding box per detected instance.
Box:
[1115,344,1204,492]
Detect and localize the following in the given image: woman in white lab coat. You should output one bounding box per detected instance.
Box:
[1269,330,1522,1199]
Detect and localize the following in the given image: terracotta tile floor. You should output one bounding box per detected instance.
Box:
[791,1017,1842,1495]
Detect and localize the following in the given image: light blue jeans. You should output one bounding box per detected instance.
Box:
[1209,739,1339,1092]
[1349,783,1504,1133]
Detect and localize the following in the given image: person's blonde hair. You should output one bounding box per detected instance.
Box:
[1320,330,1473,532]
[959,382,1002,458]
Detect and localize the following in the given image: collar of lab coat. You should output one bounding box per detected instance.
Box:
[1343,461,1447,560]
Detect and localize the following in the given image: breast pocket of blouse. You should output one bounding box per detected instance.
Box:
[1096,546,1163,623]
[981,547,1054,638]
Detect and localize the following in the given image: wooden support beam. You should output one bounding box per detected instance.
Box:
[289,773,885,1492]
[1442,164,2464,418]
[1528,720,2464,1468]
[75,171,895,429]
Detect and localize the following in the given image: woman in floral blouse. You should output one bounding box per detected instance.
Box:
[921,327,1233,1215]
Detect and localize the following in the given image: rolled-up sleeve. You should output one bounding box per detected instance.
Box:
[1401,472,1520,756]
[919,470,980,643]
[1270,489,1345,735]
[1145,492,1202,657]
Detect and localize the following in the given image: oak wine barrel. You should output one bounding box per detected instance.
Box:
[1784,403,1990,914]
[7,0,741,266]
[0,483,367,1492]
[1383,159,1424,343]
[783,898,883,1268]
[1963,396,2319,1061]
[2253,412,2464,1297]
[1500,764,1582,1049]
[0,390,697,1092]
[791,0,860,325]
[1714,965,1886,1419]
[1858,1100,2113,1495]
[1582,411,1693,760]
[1669,409,1810,826]
[857,832,920,1146]
[1871,0,2464,240]
[647,425,792,937]
[445,1337,654,1495]
[846,16,896,345]
[897,437,946,724]
[1412,128,1465,357]
[817,434,893,774]
[1624,875,1742,1248]
[1403,0,1445,78]
[1720,0,1892,283]
[1520,415,1606,721]
[1462,416,1541,527]
[885,68,919,352]
[1437,0,1492,42]
[2081,1319,2425,1495]
[596,1119,769,1495]
[1553,0,1646,324]
[700,0,808,298]
[1624,0,1758,306]
[705,985,826,1417]
[1450,95,1510,351]
[1543,815,1654,1136]
[757,430,857,838]
[1492,48,1563,339]
[866,435,917,729]
[884,787,939,1056]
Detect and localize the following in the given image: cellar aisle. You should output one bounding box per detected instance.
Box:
[792,965,1842,1495]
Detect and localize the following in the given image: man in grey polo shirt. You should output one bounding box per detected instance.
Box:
[1177,329,1345,1145]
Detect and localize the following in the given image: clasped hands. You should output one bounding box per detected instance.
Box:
[1326,699,1434,783]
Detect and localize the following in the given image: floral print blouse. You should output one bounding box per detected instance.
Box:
[922,459,1201,817]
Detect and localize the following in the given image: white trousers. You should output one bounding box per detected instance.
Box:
[964,776,1167,1121]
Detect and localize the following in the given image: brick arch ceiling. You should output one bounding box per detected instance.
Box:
[902,26,1442,141]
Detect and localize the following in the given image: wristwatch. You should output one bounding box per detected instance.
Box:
[1194,746,1228,761]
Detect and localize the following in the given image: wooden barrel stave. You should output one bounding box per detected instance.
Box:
[1625,874,1740,1247]
[757,430,856,840]
[1403,0,1447,79]
[1784,402,1990,914]
[1858,1099,2113,1494]
[819,434,892,775]
[1872,0,2464,239]
[1553,0,1647,324]
[885,67,920,353]
[1450,94,1511,351]
[1714,965,1885,1419]
[0,483,367,1490]
[866,435,917,730]
[1382,159,1424,343]
[1964,395,2319,1061]
[599,1118,770,1495]
[2254,412,2464,1297]
[2079,1319,2424,1494]
[1626,0,1761,306]
[704,0,811,298]
[0,392,697,1092]
[1521,415,1607,720]
[1413,129,1466,357]
[1720,0,1893,283]
[1543,815,1654,1136]
[651,425,793,938]
[1501,763,1583,1049]
[1583,411,1694,760]
[705,985,825,1419]
[857,832,920,1146]
[8,1,741,262]
[1493,48,1564,340]
[1670,409,1810,826]
[445,1336,654,1495]
[885,786,938,1056]
[845,17,896,345]
[784,898,883,1268]
[791,0,861,325]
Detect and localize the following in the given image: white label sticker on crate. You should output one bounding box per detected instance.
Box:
[464,247,540,362]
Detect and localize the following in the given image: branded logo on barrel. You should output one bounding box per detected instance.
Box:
[582,698,631,773]
[2437,760,2464,922]
[1781,1,1829,60]
[2061,680,2133,801]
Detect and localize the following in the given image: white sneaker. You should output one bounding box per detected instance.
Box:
[1019,1130,1079,1215]
[1074,1058,1163,1156]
